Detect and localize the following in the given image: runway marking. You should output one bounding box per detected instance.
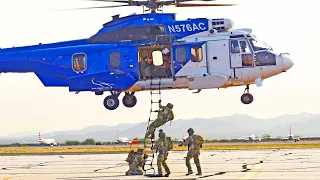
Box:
[240,155,269,180]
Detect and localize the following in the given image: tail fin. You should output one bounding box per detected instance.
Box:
[289,125,292,136]
[38,132,43,142]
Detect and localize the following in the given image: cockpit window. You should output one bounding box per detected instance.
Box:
[254,51,276,66]
[230,40,240,53]
[239,40,251,53]
[249,38,273,51]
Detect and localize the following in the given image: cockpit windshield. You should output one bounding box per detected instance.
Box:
[249,38,273,52]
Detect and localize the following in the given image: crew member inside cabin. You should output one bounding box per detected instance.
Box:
[162,48,172,77]
[231,40,240,53]
[139,56,154,80]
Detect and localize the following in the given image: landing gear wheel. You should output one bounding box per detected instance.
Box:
[103,95,119,110]
[241,93,253,104]
[122,94,137,108]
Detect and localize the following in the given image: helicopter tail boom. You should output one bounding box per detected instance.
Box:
[0,55,33,73]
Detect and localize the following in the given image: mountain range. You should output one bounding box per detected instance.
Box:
[0,113,319,144]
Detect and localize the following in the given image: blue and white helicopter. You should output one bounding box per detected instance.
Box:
[0,0,294,110]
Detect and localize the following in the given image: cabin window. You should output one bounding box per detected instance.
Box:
[152,50,163,66]
[191,46,203,62]
[110,51,121,68]
[176,46,187,63]
[72,53,87,72]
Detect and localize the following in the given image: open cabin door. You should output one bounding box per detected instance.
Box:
[172,42,207,78]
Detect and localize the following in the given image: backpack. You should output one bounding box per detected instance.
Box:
[126,150,135,163]
[194,135,205,147]
[166,137,174,151]
[168,111,174,121]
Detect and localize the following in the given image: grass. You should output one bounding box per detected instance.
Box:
[0,143,320,155]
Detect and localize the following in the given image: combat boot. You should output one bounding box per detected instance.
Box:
[154,174,163,177]
[164,173,170,177]
[196,172,202,175]
[186,171,193,176]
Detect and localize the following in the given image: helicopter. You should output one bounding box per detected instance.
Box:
[0,0,294,110]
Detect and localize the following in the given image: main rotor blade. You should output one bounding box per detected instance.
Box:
[170,3,237,7]
[68,4,132,10]
[82,0,147,6]
[82,0,132,3]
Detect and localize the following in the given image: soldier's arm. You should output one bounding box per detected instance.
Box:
[152,141,159,151]
[179,137,189,146]
[182,137,190,146]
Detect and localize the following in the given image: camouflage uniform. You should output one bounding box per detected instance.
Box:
[152,130,171,177]
[180,128,204,176]
[145,103,174,139]
[125,149,146,175]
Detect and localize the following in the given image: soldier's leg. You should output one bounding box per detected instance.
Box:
[145,121,157,139]
[162,153,170,175]
[186,151,194,175]
[157,154,163,175]
[131,166,143,175]
[136,168,144,175]
[194,154,202,175]
[126,164,133,175]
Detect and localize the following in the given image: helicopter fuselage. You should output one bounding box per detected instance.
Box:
[0,13,293,110]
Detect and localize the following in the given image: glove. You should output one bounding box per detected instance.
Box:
[144,154,149,159]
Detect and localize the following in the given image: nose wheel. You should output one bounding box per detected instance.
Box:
[241,85,253,104]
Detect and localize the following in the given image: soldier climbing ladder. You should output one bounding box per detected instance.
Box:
[143,77,162,175]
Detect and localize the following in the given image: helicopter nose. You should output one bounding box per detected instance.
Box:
[282,55,294,72]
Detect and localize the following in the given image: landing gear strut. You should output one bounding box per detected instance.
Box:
[122,92,137,108]
[103,91,121,110]
[241,85,253,104]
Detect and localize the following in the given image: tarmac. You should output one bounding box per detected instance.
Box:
[1,149,320,180]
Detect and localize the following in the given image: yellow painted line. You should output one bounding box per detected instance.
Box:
[240,155,269,179]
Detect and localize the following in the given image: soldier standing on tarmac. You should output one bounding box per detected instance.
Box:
[152,129,173,177]
[179,128,205,176]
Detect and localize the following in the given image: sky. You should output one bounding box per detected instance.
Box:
[0,0,319,136]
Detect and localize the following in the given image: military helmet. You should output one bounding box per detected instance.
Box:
[159,130,166,138]
[187,128,194,134]
[166,103,174,108]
